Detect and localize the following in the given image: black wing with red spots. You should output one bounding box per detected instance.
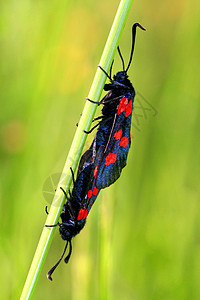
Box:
[95,91,134,189]
[79,143,104,214]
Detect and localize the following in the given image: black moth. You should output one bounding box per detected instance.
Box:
[85,23,145,189]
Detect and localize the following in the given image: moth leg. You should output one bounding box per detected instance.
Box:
[98,65,112,81]
[45,206,49,215]
[70,167,75,185]
[92,116,104,122]
[86,97,102,105]
[83,122,101,134]
[44,223,61,228]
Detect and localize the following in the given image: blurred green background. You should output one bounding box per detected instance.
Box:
[1,0,200,299]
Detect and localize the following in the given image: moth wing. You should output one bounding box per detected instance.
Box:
[96,97,133,189]
[83,146,105,214]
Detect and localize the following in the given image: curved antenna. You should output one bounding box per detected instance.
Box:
[47,241,69,281]
[64,239,72,263]
[126,23,146,72]
[117,46,125,71]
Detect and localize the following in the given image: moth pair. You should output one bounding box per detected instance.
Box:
[46,23,145,280]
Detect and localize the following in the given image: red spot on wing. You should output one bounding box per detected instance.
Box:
[77,208,88,220]
[87,190,93,198]
[105,153,117,166]
[114,129,122,140]
[125,100,132,117]
[117,97,128,115]
[93,166,98,179]
[93,186,99,195]
[120,136,129,147]
[82,209,88,219]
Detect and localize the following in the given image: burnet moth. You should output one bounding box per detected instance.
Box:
[86,23,146,190]
[45,149,101,280]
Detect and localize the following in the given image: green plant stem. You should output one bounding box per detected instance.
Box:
[20,0,133,299]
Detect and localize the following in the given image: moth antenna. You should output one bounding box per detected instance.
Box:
[117,46,125,71]
[64,239,72,263]
[126,23,146,72]
[47,241,69,281]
